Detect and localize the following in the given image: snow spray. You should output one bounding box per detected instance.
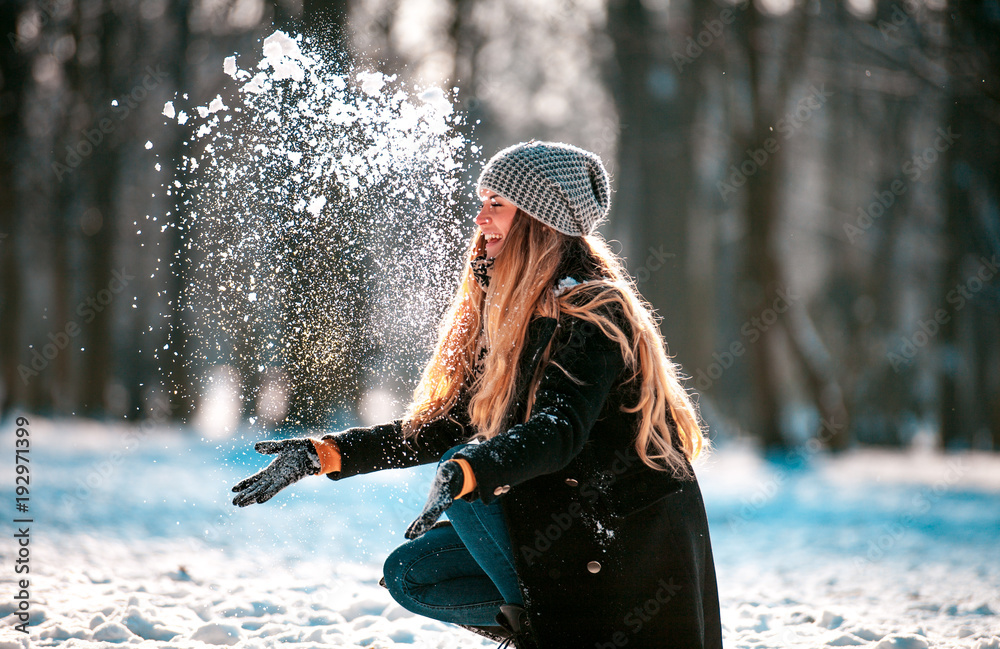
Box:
[160,31,475,431]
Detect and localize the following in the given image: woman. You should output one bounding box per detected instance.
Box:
[232,141,723,649]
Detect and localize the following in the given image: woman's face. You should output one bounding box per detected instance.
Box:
[475,190,518,257]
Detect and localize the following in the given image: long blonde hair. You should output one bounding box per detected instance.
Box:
[403,211,706,476]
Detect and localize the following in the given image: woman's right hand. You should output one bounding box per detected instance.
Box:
[231,438,322,507]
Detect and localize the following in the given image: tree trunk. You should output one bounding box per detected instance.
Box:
[605,0,700,373]
[736,5,832,450]
[738,6,795,449]
[77,1,121,415]
[163,0,195,420]
[940,1,1000,448]
[0,3,29,414]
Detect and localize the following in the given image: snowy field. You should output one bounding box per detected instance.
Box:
[1,416,999,648]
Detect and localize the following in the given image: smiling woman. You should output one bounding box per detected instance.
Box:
[233,141,721,649]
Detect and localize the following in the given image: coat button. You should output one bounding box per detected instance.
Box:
[494,486,504,496]
[587,561,601,574]
[501,485,511,494]
[565,478,579,487]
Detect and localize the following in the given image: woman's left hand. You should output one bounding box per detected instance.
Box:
[405,460,465,539]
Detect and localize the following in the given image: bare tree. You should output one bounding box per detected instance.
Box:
[605,0,704,374]
[0,2,28,415]
[728,3,850,450]
[940,0,1000,448]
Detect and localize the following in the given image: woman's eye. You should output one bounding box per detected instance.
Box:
[490,202,500,208]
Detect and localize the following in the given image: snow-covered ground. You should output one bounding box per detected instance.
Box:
[1,417,998,648]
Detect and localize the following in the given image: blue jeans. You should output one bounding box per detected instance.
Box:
[382,445,524,626]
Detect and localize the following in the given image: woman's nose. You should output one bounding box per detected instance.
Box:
[475,207,491,225]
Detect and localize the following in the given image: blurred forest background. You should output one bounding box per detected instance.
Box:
[1,0,998,451]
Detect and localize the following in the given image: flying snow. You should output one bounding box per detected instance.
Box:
[161,30,473,429]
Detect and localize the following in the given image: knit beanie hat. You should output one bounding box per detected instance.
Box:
[477,141,611,237]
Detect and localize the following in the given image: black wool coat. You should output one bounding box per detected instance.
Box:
[324,313,723,649]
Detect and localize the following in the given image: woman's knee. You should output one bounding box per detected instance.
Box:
[382,528,454,600]
[382,544,411,601]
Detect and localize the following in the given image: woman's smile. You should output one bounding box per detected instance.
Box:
[484,231,504,251]
[476,190,517,257]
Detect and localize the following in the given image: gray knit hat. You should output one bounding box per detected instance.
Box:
[476,141,611,237]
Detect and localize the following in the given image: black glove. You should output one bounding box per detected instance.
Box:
[231,438,321,507]
[405,460,465,539]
